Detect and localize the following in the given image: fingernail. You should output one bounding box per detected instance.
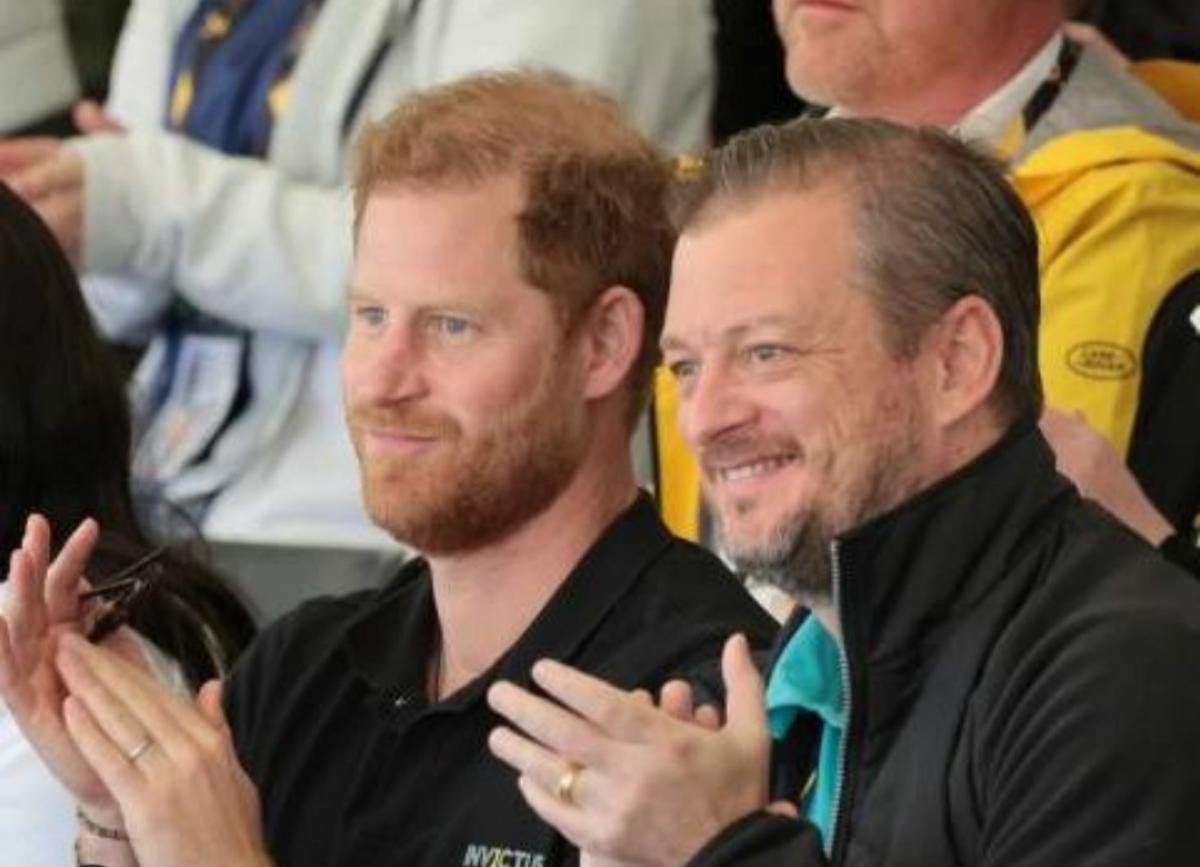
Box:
[486,682,507,706]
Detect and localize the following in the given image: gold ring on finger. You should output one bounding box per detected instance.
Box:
[554,762,584,804]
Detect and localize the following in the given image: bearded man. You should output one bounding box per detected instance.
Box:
[0,73,775,867]
[488,118,1200,866]
[658,0,1200,558]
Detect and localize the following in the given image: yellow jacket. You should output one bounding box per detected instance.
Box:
[656,48,1200,540]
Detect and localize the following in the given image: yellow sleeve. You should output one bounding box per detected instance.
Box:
[653,366,701,540]
[1025,159,1200,455]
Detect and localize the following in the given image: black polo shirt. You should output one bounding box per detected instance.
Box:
[224,495,777,867]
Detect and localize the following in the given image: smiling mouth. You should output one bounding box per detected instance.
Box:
[797,0,858,9]
[712,455,800,484]
[362,428,445,450]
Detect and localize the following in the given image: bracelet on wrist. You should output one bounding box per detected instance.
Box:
[76,807,130,842]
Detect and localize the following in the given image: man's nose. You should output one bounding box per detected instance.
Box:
[680,362,757,451]
[345,331,430,404]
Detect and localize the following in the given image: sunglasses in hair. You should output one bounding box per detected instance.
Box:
[79,546,170,643]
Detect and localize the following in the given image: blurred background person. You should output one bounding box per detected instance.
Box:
[0,0,716,606]
[1072,0,1200,63]
[0,0,79,134]
[657,0,1200,564]
[711,0,805,143]
[0,180,257,867]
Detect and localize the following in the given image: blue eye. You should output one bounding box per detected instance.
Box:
[354,305,388,328]
[439,316,471,335]
[427,313,476,341]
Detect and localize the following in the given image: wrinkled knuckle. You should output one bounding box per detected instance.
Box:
[197,729,225,757]
[175,748,209,781]
[594,703,627,733]
[661,733,698,769]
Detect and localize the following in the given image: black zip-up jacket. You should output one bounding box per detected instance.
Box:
[691,425,1200,866]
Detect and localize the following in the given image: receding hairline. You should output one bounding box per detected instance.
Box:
[675,163,860,238]
[352,70,663,223]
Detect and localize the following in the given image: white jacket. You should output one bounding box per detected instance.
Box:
[0,0,78,131]
[75,0,714,549]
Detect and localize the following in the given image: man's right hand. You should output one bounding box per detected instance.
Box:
[0,514,125,828]
[487,634,786,867]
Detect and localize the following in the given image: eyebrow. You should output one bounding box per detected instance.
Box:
[344,289,499,325]
[660,314,800,354]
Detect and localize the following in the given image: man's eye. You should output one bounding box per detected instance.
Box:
[428,314,475,339]
[745,344,789,365]
[666,359,698,382]
[354,305,387,327]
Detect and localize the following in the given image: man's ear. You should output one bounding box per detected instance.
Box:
[925,294,1004,428]
[580,285,644,401]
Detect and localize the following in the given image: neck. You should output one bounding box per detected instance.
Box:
[427,422,637,697]
[807,599,841,643]
[853,19,1060,128]
[808,410,1008,648]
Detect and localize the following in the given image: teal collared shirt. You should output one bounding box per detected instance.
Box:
[765,615,845,852]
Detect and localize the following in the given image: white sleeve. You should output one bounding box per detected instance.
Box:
[75,0,713,343]
[78,0,349,341]
[102,0,187,130]
[76,131,351,340]
[0,706,76,867]
[0,627,187,867]
[416,0,714,152]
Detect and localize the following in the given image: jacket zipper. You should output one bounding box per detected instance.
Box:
[827,538,853,864]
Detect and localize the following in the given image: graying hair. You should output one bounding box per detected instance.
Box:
[672,117,1043,422]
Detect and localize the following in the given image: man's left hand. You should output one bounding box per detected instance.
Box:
[487,634,788,867]
[56,633,274,867]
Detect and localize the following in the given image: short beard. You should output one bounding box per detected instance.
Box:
[725,508,835,605]
[719,402,927,604]
[352,349,587,555]
[373,408,583,555]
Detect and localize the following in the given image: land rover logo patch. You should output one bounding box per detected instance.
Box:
[1066,342,1137,380]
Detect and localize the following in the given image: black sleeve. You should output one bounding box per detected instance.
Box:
[1159,530,1200,578]
[685,812,827,866]
[222,610,291,775]
[976,612,1200,866]
[222,593,366,776]
[684,648,775,710]
[1127,271,1200,533]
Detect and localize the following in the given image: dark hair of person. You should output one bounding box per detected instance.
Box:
[672,117,1044,424]
[0,181,255,689]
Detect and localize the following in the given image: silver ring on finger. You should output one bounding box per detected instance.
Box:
[125,736,155,764]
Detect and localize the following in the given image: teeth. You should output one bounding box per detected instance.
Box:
[718,456,795,483]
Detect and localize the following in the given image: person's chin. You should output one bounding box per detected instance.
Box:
[720,504,807,556]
